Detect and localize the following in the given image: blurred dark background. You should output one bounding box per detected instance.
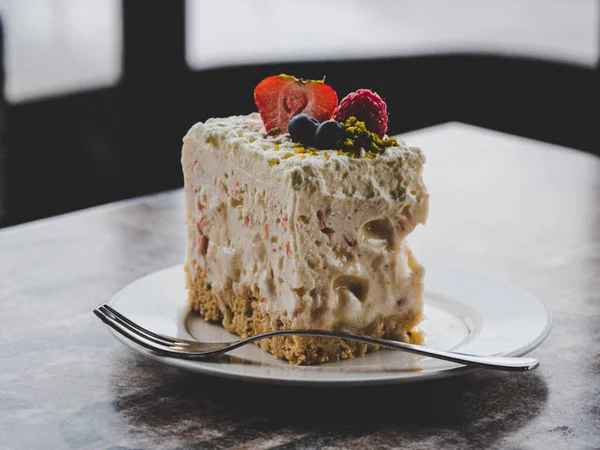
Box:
[0,0,598,228]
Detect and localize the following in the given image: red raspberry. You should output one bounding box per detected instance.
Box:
[333,89,388,138]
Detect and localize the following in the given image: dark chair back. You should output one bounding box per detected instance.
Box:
[2,1,598,227]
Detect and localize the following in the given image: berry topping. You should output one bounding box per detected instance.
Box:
[333,89,388,138]
[314,120,344,149]
[289,114,319,145]
[254,74,338,134]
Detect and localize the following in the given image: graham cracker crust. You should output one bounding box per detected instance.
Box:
[186,266,423,365]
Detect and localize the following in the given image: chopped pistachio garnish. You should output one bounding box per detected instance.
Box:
[339,116,398,156]
[292,143,321,157]
[267,127,282,136]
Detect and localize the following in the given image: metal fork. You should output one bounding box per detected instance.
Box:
[93,304,539,371]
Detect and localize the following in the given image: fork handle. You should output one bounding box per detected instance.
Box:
[235,330,539,372]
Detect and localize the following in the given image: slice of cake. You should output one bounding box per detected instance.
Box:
[182,76,429,364]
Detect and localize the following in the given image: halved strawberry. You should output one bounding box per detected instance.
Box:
[254,74,338,134]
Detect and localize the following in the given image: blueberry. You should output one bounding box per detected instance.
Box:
[314,120,344,149]
[289,114,319,145]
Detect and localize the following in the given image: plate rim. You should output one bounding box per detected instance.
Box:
[106,264,552,387]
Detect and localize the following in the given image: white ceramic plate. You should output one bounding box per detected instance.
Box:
[107,264,551,386]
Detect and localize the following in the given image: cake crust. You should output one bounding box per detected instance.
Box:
[187,266,424,365]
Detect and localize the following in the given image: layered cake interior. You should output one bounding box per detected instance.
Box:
[182,76,428,364]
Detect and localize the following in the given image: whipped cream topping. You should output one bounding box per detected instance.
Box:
[182,113,429,330]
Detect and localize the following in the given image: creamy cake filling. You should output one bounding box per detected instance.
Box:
[182,113,428,332]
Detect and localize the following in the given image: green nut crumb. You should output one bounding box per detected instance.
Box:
[292,143,320,157]
[339,117,397,156]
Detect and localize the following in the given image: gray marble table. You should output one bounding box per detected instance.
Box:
[1,123,599,449]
